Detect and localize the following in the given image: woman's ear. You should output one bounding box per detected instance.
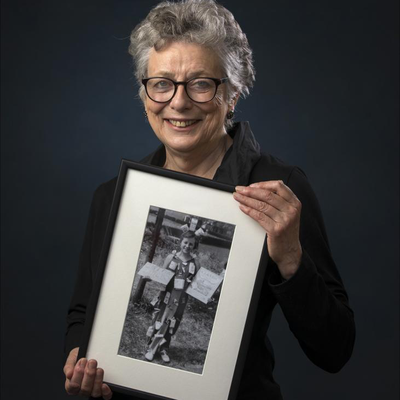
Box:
[229,93,240,111]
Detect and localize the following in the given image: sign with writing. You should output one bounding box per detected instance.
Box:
[137,262,175,286]
[186,267,224,304]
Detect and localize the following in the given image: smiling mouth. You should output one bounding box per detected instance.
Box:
[167,119,199,127]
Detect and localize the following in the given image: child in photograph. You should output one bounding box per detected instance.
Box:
[145,231,200,363]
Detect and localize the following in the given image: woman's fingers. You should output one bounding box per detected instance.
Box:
[79,359,98,397]
[237,203,275,232]
[236,186,294,211]
[91,368,104,398]
[63,347,79,380]
[66,358,87,395]
[233,180,302,278]
[234,181,301,225]
[250,180,300,206]
[233,191,281,223]
[102,383,113,400]
[63,350,110,399]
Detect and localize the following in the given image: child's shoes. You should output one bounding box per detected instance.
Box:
[145,350,154,361]
[160,350,170,363]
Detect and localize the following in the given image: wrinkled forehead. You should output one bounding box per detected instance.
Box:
[147,41,223,79]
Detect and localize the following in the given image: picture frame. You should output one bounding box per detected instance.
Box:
[78,159,268,400]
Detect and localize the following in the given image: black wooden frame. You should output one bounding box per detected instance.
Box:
[78,159,268,400]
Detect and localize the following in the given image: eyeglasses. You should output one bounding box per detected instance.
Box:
[142,77,228,103]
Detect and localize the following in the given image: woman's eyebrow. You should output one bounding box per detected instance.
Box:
[151,70,175,78]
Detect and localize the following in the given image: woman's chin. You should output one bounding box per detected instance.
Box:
[164,138,201,154]
[158,121,213,154]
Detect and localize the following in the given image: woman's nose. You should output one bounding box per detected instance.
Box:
[169,85,193,111]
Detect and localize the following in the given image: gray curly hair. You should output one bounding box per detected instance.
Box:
[129,0,255,128]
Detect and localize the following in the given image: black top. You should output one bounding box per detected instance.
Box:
[65,122,355,400]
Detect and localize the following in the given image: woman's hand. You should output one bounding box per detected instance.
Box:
[233,181,302,280]
[64,347,113,399]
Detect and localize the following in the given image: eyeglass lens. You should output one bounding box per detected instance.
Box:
[146,78,217,103]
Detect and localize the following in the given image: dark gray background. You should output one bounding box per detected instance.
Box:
[1,0,398,399]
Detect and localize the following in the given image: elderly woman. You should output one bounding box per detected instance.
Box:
[64,1,355,399]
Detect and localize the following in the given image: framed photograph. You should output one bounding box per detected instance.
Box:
[78,160,268,400]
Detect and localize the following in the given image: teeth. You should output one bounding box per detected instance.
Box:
[169,120,197,127]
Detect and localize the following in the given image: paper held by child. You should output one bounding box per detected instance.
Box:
[186,267,224,304]
[138,262,175,285]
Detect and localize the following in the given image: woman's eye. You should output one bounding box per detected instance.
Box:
[193,80,211,88]
[155,80,169,88]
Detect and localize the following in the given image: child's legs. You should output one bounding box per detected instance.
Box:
[159,306,185,351]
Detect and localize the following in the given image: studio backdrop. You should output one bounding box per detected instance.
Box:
[1,1,398,399]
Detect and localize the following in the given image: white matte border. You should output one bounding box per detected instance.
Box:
[86,168,266,400]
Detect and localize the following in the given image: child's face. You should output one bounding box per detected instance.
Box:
[180,238,195,254]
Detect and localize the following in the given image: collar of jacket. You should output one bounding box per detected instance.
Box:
[141,121,261,187]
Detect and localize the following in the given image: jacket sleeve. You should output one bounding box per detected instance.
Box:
[64,194,95,356]
[64,180,115,357]
[268,167,356,373]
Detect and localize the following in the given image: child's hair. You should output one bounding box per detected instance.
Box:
[180,231,197,242]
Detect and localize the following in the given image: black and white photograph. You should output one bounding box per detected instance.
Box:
[118,206,235,374]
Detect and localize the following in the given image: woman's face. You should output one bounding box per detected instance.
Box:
[145,42,231,155]
[180,237,195,254]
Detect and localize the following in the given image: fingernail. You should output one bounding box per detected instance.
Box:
[79,358,87,367]
[250,183,258,187]
[233,192,240,200]
[235,186,246,192]
[89,360,97,369]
